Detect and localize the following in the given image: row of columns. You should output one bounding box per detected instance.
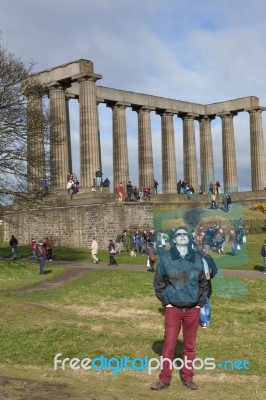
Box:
[27,78,266,194]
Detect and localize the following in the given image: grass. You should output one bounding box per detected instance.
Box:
[0,261,67,290]
[0,243,146,264]
[0,269,265,400]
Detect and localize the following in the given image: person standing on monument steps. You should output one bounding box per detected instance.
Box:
[116,182,124,202]
[151,227,208,391]
[126,180,133,201]
[154,179,159,194]
[96,168,103,187]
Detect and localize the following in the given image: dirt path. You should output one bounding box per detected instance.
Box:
[1,266,92,294]
[1,260,265,295]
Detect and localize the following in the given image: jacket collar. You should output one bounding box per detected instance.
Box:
[170,245,196,262]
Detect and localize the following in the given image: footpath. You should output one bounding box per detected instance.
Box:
[1,258,265,294]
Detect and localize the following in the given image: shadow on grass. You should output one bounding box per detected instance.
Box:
[152,339,183,359]
[158,307,165,316]
[7,260,27,267]
[254,264,264,272]
[43,269,52,275]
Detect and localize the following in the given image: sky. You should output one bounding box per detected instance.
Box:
[1,0,266,192]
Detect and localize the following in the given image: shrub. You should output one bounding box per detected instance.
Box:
[252,203,266,214]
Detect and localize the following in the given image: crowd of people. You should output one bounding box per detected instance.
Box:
[97,222,247,269]
[177,180,195,194]
[116,181,153,202]
[64,173,234,212]
[112,229,158,255]
[9,235,53,275]
[88,229,159,269]
[191,223,246,256]
[66,168,112,198]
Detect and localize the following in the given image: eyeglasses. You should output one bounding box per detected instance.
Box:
[175,232,189,237]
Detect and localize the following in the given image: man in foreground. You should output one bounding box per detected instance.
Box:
[151,227,208,391]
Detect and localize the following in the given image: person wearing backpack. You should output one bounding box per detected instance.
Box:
[36,240,47,275]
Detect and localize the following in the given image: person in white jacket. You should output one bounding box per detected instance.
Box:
[90,237,99,264]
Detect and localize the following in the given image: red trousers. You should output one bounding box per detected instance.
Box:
[159,306,200,383]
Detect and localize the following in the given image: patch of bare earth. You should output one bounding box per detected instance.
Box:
[0,375,72,400]
[53,304,155,319]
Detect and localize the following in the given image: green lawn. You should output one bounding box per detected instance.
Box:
[0,267,265,400]
[0,261,67,290]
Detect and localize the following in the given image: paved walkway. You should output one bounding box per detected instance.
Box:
[1,258,265,294]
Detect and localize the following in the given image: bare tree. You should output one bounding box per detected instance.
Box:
[0,41,65,212]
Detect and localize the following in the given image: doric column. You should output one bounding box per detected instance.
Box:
[79,77,101,188]
[246,108,266,190]
[27,92,45,192]
[107,102,130,191]
[219,112,238,193]
[96,101,102,174]
[198,115,215,194]
[49,84,72,189]
[182,113,198,192]
[134,106,155,191]
[65,97,73,175]
[157,111,177,194]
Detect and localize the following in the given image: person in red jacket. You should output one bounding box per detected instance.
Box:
[29,238,37,262]
[116,183,124,202]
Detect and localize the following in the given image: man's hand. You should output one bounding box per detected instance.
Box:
[166,304,173,308]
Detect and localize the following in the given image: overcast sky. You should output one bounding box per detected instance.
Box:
[1,0,266,192]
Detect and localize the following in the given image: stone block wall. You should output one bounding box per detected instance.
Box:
[4,202,154,248]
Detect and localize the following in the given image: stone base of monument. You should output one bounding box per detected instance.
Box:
[2,190,266,248]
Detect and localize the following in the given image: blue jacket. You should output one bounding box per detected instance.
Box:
[153,246,208,309]
[261,244,266,257]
